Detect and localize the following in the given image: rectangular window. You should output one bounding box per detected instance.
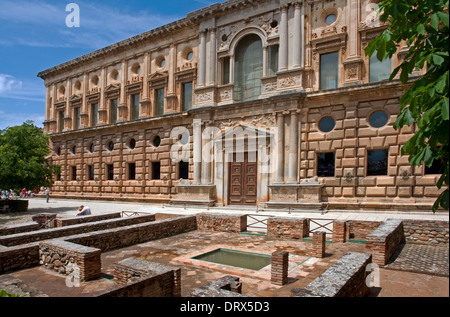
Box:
[88,165,95,181]
[268,45,279,76]
[110,99,118,124]
[91,103,98,127]
[107,164,114,181]
[320,52,339,90]
[131,94,140,120]
[73,107,81,130]
[71,166,77,181]
[128,163,136,180]
[222,57,230,85]
[58,110,65,133]
[425,160,441,175]
[367,149,388,176]
[317,152,335,177]
[181,82,193,111]
[179,161,189,180]
[152,162,161,180]
[155,88,165,116]
[370,50,392,83]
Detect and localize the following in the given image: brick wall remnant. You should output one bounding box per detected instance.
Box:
[291,252,372,297]
[271,251,289,285]
[311,231,326,258]
[365,219,405,266]
[267,217,309,239]
[196,213,246,233]
[189,276,246,297]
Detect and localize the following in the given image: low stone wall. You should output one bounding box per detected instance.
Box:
[196,213,246,233]
[40,240,101,281]
[291,252,372,297]
[66,215,197,252]
[110,257,181,297]
[189,276,245,297]
[55,212,122,227]
[267,217,309,239]
[0,243,40,274]
[0,214,155,247]
[0,222,40,236]
[403,220,449,245]
[365,219,405,266]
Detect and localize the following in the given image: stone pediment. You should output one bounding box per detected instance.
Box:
[69,94,82,101]
[105,84,120,92]
[148,71,168,81]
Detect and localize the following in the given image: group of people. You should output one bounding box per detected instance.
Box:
[1,188,39,200]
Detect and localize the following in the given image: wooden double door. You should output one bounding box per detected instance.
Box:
[229,152,257,205]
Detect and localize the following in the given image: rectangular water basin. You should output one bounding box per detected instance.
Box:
[191,248,271,271]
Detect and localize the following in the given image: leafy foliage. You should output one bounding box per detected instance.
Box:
[365,0,449,211]
[0,121,60,191]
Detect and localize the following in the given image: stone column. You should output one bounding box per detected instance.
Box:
[202,121,212,185]
[263,46,268,77]
[193,119,202,184]
[287,110,299,183]
[208,28,217,86]
[275,112,285,183]
[279,4,289,71]
[293,2,302,68]
[198,30,207,87]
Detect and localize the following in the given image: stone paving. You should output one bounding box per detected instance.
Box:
[385,243,449,277]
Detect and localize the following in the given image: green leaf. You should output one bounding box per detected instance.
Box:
[437,11,449,27]
[431,13,440,30]
[442,98,450,120]
[432,54,445,66]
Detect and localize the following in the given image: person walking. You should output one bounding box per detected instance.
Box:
[45,188,50,203]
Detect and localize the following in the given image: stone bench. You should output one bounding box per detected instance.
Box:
[0,222,40,236]
[365,219,405,266]
[39,240,101,282]
[55,212,122,227]
[292,252,372,297]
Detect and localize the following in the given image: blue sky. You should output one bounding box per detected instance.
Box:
[0,0,224,130]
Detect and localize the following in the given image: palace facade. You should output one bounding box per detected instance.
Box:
[38,0,441,211]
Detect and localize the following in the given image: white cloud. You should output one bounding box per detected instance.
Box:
[0,0,178,50]
[0,74,23,95]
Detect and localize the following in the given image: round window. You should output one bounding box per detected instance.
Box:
[369,110,389,128]
[186,51,193,61]
[55,147,61,156]
[107,141,114,151]
[88,143,95,153]
[179,132,189,145]
[319,116,336,133]
[325,14,337,25]
[72,145,77,154]
[152,136,161,147]
[129,138,136,150]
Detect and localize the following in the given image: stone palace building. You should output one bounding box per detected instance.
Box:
[38,0,441,211]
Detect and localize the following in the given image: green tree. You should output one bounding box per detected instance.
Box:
[365,0,449,211]
[0,121,60,192]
